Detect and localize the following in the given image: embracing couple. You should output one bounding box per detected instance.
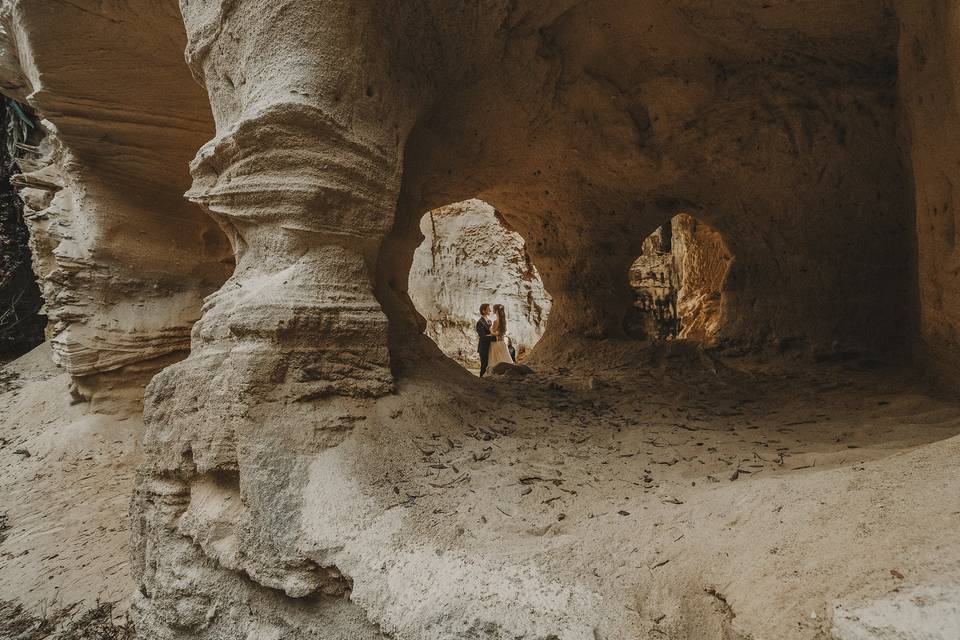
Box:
[476,303,516,377]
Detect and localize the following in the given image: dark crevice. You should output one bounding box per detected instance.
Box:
[0,98,45,361]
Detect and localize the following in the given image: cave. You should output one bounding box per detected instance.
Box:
[1,2,960,640]
[406,203,733,369]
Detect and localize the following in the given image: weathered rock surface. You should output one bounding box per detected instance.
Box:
[1,1,960,640]
[897,0,960,385]
[409,200,550,365]
[671,214,730,343]
[0,1,234,399]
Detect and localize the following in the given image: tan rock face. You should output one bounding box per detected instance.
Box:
[409,200,551,365]
[673,214,731,343]
[0,1,234,399]
[5,0,913,372]
[3,1,960,639]
[897,0,960,383]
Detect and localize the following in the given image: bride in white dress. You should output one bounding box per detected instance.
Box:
[487,304,513,369]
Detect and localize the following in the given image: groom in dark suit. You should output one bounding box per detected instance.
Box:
[476,303,496,377]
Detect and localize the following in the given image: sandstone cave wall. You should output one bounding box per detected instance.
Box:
[0,2,926,394]
[897,0,960,384]
[672,214,731,344]
[0,0,234,398]
[390,0,914,358]
[626,224,680,340]
[129,4,436,634]
[627,214,730,343]
[408,200,550,365]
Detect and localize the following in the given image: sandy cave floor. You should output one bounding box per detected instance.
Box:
[2,340,960,637]
[335,341,960,638]
[0,344,142,630]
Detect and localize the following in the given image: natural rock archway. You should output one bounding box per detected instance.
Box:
[408,199,550,367]
[1,1,960,639]
[626,213,730,343]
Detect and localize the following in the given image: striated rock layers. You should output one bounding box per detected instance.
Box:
[1,1,960,639]
[0,1,234,400]
[409,200,550,365]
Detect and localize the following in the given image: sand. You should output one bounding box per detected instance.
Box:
[0,343,141,623]
[2,340,959,638]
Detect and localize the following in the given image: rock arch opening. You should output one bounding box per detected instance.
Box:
[407,199,551,372]
[625,213,731,344]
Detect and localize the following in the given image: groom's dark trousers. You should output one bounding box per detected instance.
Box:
[476,317,494,377]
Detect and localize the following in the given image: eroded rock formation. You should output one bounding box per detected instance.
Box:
[1,1,960,639]
[409,199,550,365]
[1,0,921,374]
[671,214,730,343]
[0,1,234,401]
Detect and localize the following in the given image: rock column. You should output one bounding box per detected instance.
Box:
[144,0,408,467]
[135,1,413,634]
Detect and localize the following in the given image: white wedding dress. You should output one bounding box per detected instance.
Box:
[487,319,513,369]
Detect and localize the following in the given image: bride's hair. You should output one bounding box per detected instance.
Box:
[493,304,507,336]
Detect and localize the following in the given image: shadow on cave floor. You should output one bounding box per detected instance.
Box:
[348,339,960,637]
[391,337,960,478]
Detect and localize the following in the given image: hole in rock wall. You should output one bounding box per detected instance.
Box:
[408,199,552,370]
[624,213,731,344]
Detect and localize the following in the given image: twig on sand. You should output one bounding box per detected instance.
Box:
[410,438,435,456]
[428,473,469,488]
[520,475,563,486]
